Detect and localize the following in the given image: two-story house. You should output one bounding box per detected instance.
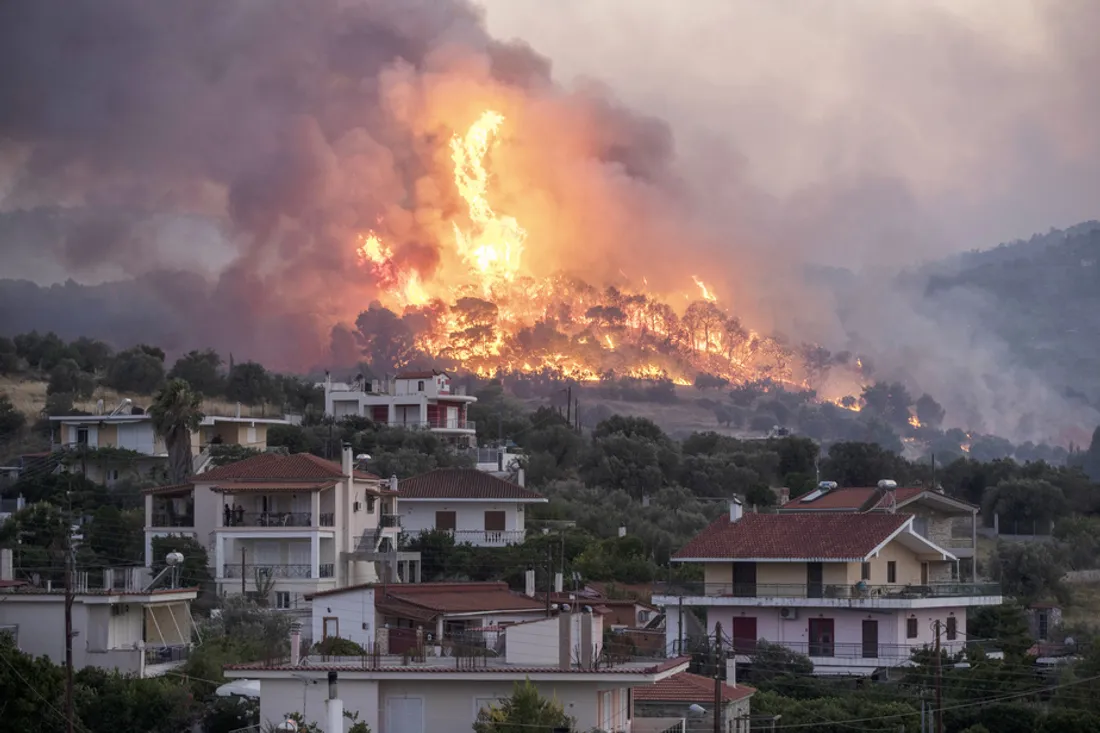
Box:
[50,401,293,484]
[143,448,417,613]
[779,481,980,578]
[653,500,1002,676]
[323,370,477,446]
[397,468,546,547]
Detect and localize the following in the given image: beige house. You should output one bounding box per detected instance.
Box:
[143,449,416,613]
[779,481,979,576]
[50,404,292,485]
[225,610,690,733]
[0,553,196,678]
[654,500,1001,676]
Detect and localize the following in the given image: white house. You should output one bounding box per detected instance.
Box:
[653,501,1002,676]
[0,551,197,678]
[50,402,292,484]
[143,449,419,614]
[397,468,546,547]
[226,608,690,733]
[323,370,477,446]
[308,580,554,654]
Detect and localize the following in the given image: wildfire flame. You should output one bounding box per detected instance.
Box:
[351,110,825,389]
[908,414,922,428]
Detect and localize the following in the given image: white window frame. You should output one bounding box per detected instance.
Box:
[274,591,292,610]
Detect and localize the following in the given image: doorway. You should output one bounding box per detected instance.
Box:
[809,618,834,657]
[807,562,824,598]
[732,562,757,597]
[861,619,879,659]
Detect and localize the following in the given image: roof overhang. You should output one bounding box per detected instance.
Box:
[0,589,199,604]
[866,520,958,562]
[398,497,547,503]
[49,415,149,423]
[896,492,979,515]
[673,556,867,563]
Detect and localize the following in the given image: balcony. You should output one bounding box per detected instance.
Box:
[653,581,1001,609]
[383,419,476,432]
[727,639,978,664]
[144,644,191,666]
[444,529,526,547]
[379,514,401,528]
[151,512,194,528]
[223,512,316,528]
[222,563,335,579]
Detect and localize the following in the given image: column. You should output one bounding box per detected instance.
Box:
[387,403,396,426]
[214,534,225,579]
[419,400,428,427]
[311,534,320,579]
[311,492,321,527]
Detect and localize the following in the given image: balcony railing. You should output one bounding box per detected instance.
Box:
[223,563,333,579]
[151,512,195,528]
[383,419,476,431]
[320,512,335,527]
[224,512,314,528]
[659,582,1001,600]
[726,638,976,660]
[379,514,401,528]
[429,529,526,546]
[144,644,191,665]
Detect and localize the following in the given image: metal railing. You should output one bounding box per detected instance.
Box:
[320,512,335,526]
[379,514,401,528]
[151,512,195,528]
[437,529,526,546]
[224,563,311,579]
[144,645,190,665]
[728,638,980,660]
[660,581,1000,599]
[383,419,476,431]
[224,512,314,527]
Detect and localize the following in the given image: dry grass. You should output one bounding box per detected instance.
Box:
[0,375,269,420]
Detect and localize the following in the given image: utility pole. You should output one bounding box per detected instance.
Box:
[545,542,553,618]
[566,385,572,425]
[63,480,75,733]
[713,623,724,733]
[241,547,247,595]
[933,620,943,733]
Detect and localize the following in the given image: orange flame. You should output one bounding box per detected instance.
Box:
[692,276,717,303]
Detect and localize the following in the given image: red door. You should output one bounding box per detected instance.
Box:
[730,617,757,654]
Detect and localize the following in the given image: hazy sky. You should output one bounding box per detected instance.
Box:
[477,0,1100,266]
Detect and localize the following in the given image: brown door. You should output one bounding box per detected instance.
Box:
[861,620,878,659]
[484,511,506,531]
[807,562,824,598]
[435,510,456,531]
[809,618,834,657]
[732,562,757,597]
[730,617,757,654]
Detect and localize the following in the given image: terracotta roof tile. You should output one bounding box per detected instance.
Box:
[633,672,755,703]
[673,512,911,561]
[197,453,379,482]
[399,468,546,501]
[308,581,547,617]
[210,481,336,493]
[780,486,925,511]
[140,482,195,496]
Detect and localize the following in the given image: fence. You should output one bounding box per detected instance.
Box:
[660,581,1000,600]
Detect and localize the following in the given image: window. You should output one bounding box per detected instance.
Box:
[484,511,506,532]
[417,380,425,392]
[323,617,339,640]
[861,562,871,581]
[275,591,292,610]
[76,428,89,445]
[946,616,957,641]
[887,561,897,584]
[907,617,918,639]
[435,511,457,531]
[1038,612,1049,640]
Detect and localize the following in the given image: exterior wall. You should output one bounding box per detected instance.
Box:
[311,588,377,649]
[401,501,526,540]
[255,676,630,733]
[505,614,603,666]
[636,698,752,733]
[870,541,923,585]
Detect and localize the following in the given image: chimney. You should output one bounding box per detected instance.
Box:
[525,569,536,597]
[342,444,353,479]
[0,548,12,581]
[517,468,525,487]
[729,498,743,522]
[580,606,594,668]
[390,475,398,493]
[326,670,343,733]
[554,572,563,593]
[618,526,626,538]
[290,623,301,667]
[559,606,572,669]
[726,658,737,688]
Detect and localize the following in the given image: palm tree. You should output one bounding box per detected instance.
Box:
[150,378,204,483]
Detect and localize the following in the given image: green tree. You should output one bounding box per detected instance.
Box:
[70,337,114,374]
[0,392,26,441]
[46,357,95,399]
[914,393,946,429]
[0,336,21,374]
[168,349,225,396]
[225,361,274,405]
[85,506,145,566]
[105,345,166,393]
[822,441,910,487]
[473,678,574,733]
[990,541,1069,605]
[150,534,211,590]
[0,502,72,583]
[982,479,1068,528]
[150,378,204,483]
[0,632,66,732]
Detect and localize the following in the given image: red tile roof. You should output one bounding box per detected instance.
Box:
[674,512,911,561]
[633,671,755,703]
[209,481,336,493]
[197,453,379,482]
[308,581,547,617]
[399,468,546,501]
[780,486,925,511]
[140,482,196,496]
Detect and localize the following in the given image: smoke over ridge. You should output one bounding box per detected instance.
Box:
[1,0,1098,444]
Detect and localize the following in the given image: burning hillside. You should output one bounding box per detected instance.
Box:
[348,109,825,391]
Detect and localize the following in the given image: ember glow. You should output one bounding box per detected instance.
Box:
[353,111,814,387]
